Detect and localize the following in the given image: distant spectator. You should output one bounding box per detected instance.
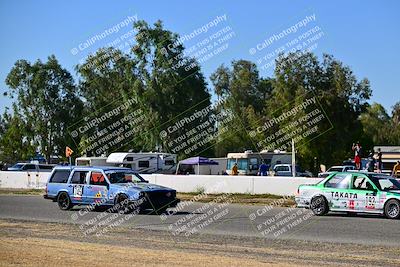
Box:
[376,148,383,173]
[231,163,238,175]
[392,161,400,178]
[366,152,375,172]
[258,162,268,176]
[352,142,362,170]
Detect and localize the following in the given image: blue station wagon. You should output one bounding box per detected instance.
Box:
[44,166,180,214]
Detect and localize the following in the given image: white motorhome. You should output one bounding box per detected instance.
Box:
[226,150,292,175]
[106,152,177,174]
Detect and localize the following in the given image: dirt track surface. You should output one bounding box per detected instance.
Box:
[1,219,400,267]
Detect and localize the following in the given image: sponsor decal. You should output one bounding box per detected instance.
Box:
[73,185,84,197]
[366,195,375,209]
[95,191,102,198]
[331,192,358,199]
[348,200,355,209]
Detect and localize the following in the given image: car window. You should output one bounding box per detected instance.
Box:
[327,167,342,172]
[70,171,88,184]
[352,176,374,190]
[49,170,71,183]
[23,164,36,170]
[90,172,108,186]
[39,165,54,170]
[275,166,289,172]
[370,176,400,191]
[106,171,146,183]
[325,173,351,189]
[11,163,24,169]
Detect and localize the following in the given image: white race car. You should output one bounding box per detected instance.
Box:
[296,171,400,219]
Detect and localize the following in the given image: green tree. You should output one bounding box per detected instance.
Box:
[270,52,371,169]
[210,60,273,156]
[0,105,35,163]
[5,55,83,162]
[359,103,391,146]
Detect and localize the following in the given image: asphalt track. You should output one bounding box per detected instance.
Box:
[1,195,399,247]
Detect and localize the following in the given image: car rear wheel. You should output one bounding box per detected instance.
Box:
[57,192,73,210]
[310,196,328,216]
[384,199,400,219]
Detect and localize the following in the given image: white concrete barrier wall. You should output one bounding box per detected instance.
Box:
[0,171,50,189]
[142,174,322,196]
[0,171,323,196]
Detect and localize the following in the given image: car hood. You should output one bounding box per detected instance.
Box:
[111,182,173,192]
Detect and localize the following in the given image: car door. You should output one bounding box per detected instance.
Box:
[68,170,89,204]
[322,173,352,210]
[351,174,379,212]
[84,171,109,204]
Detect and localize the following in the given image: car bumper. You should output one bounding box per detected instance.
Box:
[138,197,180,210]
[295,196,310,208]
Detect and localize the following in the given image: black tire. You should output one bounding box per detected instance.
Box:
[115,194,130,214]
[384,199,400,219]
[310,196,328,216]
[57,192,73,210]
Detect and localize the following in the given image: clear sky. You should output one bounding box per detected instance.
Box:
[0,0,399,114]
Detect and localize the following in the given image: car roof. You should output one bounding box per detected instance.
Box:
[53,166,135,172]
[336,171,392,178]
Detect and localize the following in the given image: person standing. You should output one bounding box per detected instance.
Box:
[231,162,238,175]
[367,152,375,172]
[392,161,400,178]
[352,142,362,170]
[258,162,268,176]
[376,148,383,173]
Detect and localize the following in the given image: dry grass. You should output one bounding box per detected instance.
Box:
[1,220,399,267]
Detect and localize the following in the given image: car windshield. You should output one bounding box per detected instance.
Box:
[369,175,400,191]
[11,163,24,169]
[327,167,342,172]
[106,171,146,184]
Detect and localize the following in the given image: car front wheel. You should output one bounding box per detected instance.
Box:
[57,192,73,210]
[115,194,131,214]
[310,196,328,216]
[384,199,400,219]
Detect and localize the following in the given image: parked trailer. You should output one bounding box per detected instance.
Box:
[106,152,177,174]
[75,157,114,167]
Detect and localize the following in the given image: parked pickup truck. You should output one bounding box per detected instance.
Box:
[272,164,312,177]
[44,166,180,214]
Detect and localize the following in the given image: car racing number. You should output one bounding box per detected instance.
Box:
[366,194,376,209]
[73,185,84,197]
